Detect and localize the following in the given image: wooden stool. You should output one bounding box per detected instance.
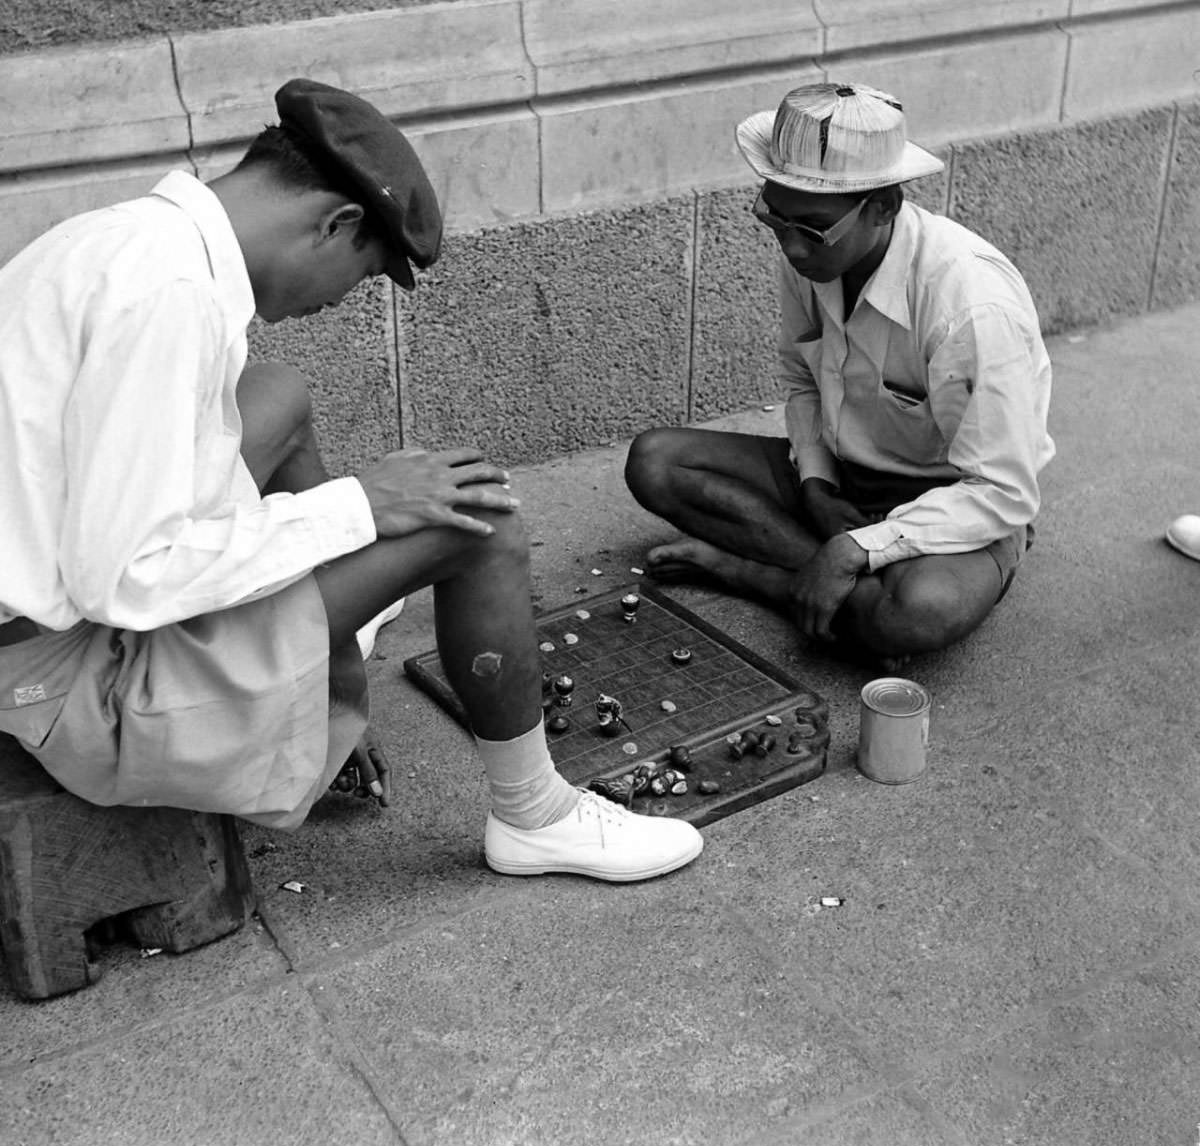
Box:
[0,734,255,1000]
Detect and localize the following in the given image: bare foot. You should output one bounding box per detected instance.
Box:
[645,537,746,586]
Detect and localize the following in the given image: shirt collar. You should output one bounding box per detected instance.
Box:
[859,201,918,329]
[149,170,256,329]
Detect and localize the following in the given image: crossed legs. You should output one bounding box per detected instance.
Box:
[625,426,1007,663]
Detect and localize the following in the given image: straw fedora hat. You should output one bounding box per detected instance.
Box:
[736,82,943,193]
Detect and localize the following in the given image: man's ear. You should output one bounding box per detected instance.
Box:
[866,188,902,226]
[319,202,366,243]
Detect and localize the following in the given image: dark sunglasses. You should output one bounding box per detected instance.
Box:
[750,186,868,247]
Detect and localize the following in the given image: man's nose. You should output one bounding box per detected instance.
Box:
[778,231,818,260]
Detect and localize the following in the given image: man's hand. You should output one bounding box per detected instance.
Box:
[788,532,870,642]
[357,447,519,538]
[800,477,880,541]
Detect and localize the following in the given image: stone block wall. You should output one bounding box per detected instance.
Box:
[1,0,1198,473]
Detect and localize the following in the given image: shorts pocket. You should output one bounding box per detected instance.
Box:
[0,692,69,750]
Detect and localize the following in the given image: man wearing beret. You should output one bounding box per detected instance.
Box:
[626,82,1054,668]
[0,79,702,881]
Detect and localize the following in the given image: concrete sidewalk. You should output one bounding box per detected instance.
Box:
[3,301,1200,1146]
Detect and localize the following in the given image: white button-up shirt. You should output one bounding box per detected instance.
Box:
[0,171,376,631]
[780,201,1055,571]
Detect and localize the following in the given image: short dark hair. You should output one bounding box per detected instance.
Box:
[235,125,384,250]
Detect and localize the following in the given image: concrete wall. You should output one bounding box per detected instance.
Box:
[1,0,1198,473]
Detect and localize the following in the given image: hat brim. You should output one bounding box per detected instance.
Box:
[735,109,944,193]
[385,250,415,289]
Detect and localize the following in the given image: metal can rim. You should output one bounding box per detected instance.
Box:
[860,676,931,718]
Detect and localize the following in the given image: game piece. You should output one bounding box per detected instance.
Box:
[539,640,556,653]
[668,745,692,772]
[595,692,630,734]
[698,780,721,795]
[660,700,677,713]
[765,714,782,726]
[552,674,575,706]
[589,776,634,807]
[670,780,688,795]
[622,742,638,755]
[546,713,570,733]
[670,647,692,665]
[575,609,591,620]
[563,632,579,645]
[620,592,640,623]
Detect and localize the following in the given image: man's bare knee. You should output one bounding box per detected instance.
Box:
[625,427,686,507]
[238,362,315,488]
[239,362,312,431]
[876,566,992,650]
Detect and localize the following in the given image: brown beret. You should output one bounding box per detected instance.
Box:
[275,78,442,289]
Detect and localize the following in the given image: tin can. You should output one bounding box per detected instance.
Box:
[857,677,931,784]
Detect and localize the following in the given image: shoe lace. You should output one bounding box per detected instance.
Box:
[574,788,629,844]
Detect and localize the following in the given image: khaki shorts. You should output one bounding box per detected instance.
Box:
[0,576,367,830]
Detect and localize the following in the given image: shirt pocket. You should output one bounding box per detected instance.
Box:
[870,380,948,465]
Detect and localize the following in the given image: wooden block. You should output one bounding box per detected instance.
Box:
[0,734,255,1000]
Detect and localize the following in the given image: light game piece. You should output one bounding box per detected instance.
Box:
[539,640,555,653]
[660,699,677,713]
[563,632,579,645]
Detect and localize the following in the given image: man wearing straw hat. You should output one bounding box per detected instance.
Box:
[626,82,1054,667]
[0,79,702,882]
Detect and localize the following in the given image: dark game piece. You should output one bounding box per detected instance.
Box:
[589,775,634,807]
[552,674,575,707]
[547,713,570,733]
[698,779,721,795]
[670,647,692,666]
[620,592,641,623]
[404,584,830,828]
[668,745,692,772]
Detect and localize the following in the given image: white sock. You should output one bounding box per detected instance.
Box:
[474,721,579,830]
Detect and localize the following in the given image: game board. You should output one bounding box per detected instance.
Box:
[403,584,829,827]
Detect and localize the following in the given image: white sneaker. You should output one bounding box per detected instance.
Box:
[1166,514,1200,562]
[484,789,704,882]
[356,597,406,659]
